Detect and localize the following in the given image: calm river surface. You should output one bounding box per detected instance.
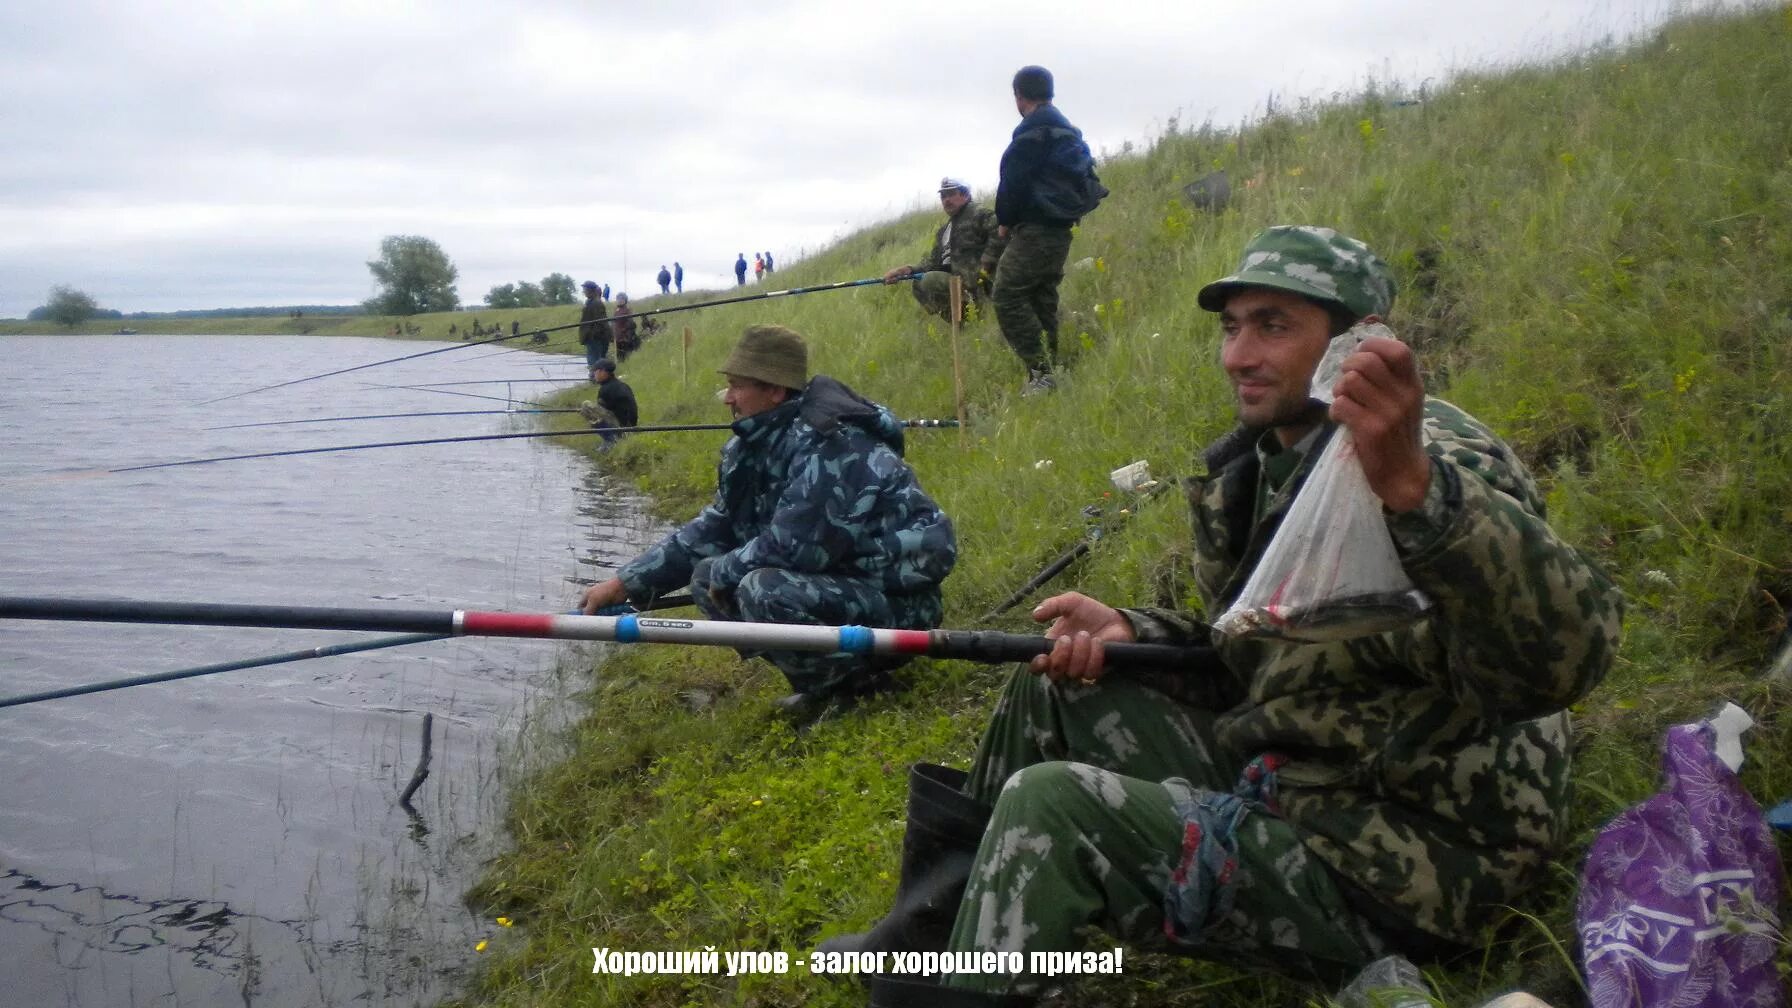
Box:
[0,334,667,1006]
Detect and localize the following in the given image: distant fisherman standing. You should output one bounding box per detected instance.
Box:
[578,280,610,367]
[578,325,957,721]
[992,65,1107,396]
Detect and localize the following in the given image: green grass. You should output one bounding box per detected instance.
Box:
[450,8,1792,1006]
[42,8,1788,1005]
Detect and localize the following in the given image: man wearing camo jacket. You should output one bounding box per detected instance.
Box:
[831,226,1622,1006]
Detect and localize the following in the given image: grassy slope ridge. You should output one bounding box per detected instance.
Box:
[446,10,1792,1006]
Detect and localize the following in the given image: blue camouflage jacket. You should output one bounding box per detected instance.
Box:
[618,375,957,603]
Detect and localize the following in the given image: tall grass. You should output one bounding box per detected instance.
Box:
[441,7,1792,1005]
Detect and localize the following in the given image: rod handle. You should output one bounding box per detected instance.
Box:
[930,629,1212,669]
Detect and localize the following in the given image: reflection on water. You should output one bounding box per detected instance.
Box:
[0,334,672,1006]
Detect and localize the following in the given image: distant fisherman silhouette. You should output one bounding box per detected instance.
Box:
[578,280,609,366]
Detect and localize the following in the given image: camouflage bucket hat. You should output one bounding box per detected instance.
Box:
[1197,225,1396,320]
[720,324,808,391]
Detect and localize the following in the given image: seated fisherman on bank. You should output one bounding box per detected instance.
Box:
[825,226,1623,1005]
[578,325,958,720]
[882,177,1008,320]
[580,357,638,447]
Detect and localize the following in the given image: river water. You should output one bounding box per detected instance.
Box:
[0,334,666,1006]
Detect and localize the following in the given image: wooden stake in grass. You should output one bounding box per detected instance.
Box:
[948,275,967,448]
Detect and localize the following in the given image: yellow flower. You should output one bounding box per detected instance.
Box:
[476,940,488,952]
[751,799,763,806]
[497,917,513,928]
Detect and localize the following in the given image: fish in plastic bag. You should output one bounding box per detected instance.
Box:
[1216,322,1431,642]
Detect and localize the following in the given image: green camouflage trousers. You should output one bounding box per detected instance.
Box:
[913,270,986,320]
[944,669,1389,995]
[689,558,941,698]
[990,223,1073,369]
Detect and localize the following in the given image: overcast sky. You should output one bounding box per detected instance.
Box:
[0,0,1704,315]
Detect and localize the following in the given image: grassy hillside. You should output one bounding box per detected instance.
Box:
[445,8,1792,1006]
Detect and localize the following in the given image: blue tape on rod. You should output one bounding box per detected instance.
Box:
[616,615,640,644]
[838,625,873,654]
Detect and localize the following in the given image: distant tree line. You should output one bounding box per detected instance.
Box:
[486,272,577,309]
[25,234,581,326]
[29,285,100,327]
[361,235,587,316]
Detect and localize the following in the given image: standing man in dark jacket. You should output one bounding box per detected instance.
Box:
[581,357,639,447]
[883,176,1009,320]
[657,265,673,295]
[578,325,958,720]
[674,261,684,292]
[734,254,749,286]
[992,65,1106,396]
[578,280,609,367]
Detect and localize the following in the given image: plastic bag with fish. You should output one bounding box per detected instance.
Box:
[1215,322,1431,642]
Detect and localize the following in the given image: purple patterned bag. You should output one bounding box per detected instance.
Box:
[1578,703,1786,1007]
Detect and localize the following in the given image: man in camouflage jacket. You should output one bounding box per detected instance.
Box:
[579,325,956,711]
[849,227,1622,1004]
[883,177,1008,320]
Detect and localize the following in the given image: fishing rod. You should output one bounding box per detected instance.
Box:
[199,274,923,407]
[390,378,586,387]
[83,419,961,475]
[0,595,1213,670]
[361,383,549,406]
[197,327,538,406]
[205,408,580,431]
[0,595,696,710]
[984,464,1172,619]
[0,632,442,709]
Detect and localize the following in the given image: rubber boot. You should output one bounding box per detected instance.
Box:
[817,763,989,958]
[868,975,1034,1008]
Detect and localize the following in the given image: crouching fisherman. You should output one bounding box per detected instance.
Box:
[578,325,957,721]
[580,357,638,447]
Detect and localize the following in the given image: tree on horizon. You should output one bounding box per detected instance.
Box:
[40,284,98,327]
[365,235,460,316]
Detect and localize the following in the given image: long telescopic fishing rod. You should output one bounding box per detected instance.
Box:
[0,594,695,710]
[0,595,1212,671]
[197,327,537,406]
[361,383,549,406]
[387,378,586,387]
[79,419,960,476]
[205,408,580,431]
[201,274,923,407]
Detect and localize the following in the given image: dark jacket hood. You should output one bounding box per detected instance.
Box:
[799,374,905,455]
